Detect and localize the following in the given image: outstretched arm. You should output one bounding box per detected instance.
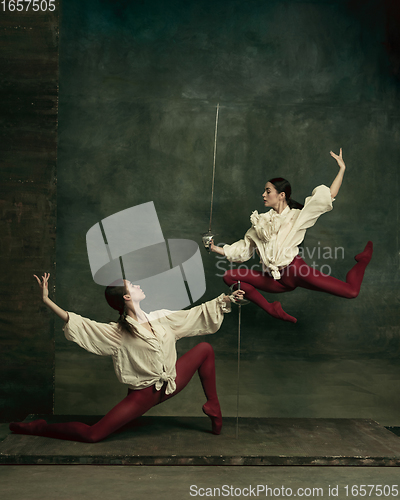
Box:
[223,289,246,303]
[329,148,346,198]
[34,273,69,323]
[210,239,225,255]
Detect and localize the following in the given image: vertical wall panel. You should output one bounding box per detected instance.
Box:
[0,2,59,421]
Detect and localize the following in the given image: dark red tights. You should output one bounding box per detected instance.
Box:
[9,342,222,442]
[224,241,373,324]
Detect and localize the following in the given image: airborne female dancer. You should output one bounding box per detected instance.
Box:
[10,274,244,442]
[210,149,373,323]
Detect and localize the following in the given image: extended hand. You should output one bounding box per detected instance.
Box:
[231,289,246,302]
[210,239,225,256]
[330,148,346,170]
[33,272,50,302]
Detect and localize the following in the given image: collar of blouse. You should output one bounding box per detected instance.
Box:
[251,205,292,241]
[124,315,163,344]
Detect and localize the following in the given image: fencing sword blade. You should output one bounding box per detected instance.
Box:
[208,103,220,233]
[236,281,241,439]
[202,103,220,252]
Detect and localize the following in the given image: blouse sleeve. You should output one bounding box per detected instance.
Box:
[63,312,122,356]
[223,228,257,263]
[292,185,334,232]
[160,294,231,340]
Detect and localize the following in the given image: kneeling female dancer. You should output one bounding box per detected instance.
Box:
[10,273,244,442]
[210,149,373,323]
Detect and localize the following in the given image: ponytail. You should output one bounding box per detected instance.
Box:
[268,177,304,210]
[287,198,304,210]
[105,285,138,336]
[117,313,138,337]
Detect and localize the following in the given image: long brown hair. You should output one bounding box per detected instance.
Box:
[105,285,138,336]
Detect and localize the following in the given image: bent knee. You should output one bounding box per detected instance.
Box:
[197,342,215,358]
[84,428,106,443]
[345,289,359,299]
[223,270,236,286]
[197,341,214,352]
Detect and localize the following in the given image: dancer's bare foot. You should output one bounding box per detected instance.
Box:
[202,401,222,435]
[355,241,373,264]
[9,419,47,436]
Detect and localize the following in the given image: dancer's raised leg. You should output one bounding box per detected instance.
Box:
[223,268,297,323]
[285,242,373,298]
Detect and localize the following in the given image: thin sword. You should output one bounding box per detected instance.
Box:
[236,281,242,439]
[209,103,220,232]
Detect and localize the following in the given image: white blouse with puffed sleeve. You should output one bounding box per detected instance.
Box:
[63,294,231,395]
[223,185,334,279]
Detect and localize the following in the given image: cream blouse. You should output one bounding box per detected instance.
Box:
[63,294,231,395]
[223,185,334,280]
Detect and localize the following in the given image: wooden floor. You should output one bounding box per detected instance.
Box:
[1,415,400,466]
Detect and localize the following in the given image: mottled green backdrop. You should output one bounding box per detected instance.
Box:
[55,0,400,424]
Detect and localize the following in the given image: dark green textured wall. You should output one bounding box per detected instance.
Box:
[56,0,400,423]
[0,6,59,421]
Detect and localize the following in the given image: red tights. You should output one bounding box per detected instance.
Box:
[9,342,222,442]
[224,241,373,324]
